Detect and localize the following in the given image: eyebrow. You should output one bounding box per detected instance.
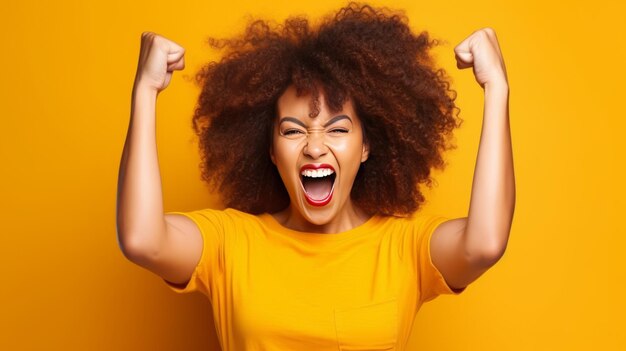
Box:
[279,115,353,128]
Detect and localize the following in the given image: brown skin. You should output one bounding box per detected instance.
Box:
[431,28,513,290]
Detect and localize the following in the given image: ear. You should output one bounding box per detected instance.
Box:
[361,141,370,163]
[270,145,276,165]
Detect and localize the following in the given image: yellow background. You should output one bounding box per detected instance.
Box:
[1,0,624,349]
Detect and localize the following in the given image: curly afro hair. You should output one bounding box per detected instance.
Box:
[191,2,462,216]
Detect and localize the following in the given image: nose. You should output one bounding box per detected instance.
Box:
[303,131,328,159]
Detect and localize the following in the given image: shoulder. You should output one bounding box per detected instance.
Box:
[166,207,264,236]
[184,207,261,222]
[376,212,448,232]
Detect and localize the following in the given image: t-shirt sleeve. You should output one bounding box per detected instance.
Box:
[161,208,225,298]
[415,214,466,303]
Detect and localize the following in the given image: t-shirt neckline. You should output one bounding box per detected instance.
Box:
[257,212,383,242]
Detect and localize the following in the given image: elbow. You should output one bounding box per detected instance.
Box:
[115,215,168,265]
[116,229,162,265]
[466,238,508,268]
[463,218,513,268]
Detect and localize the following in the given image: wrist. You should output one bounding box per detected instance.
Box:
[132,80,159,100]
[484,77,509,93]
[484,80,509,101]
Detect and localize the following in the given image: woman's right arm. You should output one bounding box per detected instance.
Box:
[116,32,202,285]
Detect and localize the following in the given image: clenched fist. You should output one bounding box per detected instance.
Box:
[454,28,508,89]
[133,32,186,93]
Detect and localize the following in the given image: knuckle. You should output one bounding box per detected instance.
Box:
[473,30,489,41]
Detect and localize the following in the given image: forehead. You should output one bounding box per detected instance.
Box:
[276,85,357,123]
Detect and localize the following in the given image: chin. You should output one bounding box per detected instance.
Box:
[298,198,337,225]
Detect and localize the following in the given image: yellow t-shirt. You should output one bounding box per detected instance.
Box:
[164,208,465,350]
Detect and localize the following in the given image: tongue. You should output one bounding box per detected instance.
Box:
[303,177,333,200]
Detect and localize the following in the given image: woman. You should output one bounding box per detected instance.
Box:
[116,3,515,350]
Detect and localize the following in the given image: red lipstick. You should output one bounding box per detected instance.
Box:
[299,164,336,207]
[300,163,335,171]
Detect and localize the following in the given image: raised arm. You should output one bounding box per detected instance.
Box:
[430,28,515,290]
[116,32,202,284]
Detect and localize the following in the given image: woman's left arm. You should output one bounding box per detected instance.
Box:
[430,28,515,290]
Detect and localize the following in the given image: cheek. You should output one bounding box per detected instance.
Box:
[272,139,305,168]
[328,136,364,160]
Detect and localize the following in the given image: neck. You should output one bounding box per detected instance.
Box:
[273,200,370,234]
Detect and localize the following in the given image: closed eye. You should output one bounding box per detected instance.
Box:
[282,129,305,136]
[329,128,349,134]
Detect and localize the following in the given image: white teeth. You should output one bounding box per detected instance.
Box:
[301,168,335,178]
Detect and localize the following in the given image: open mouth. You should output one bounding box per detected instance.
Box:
[299,164,336,207]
